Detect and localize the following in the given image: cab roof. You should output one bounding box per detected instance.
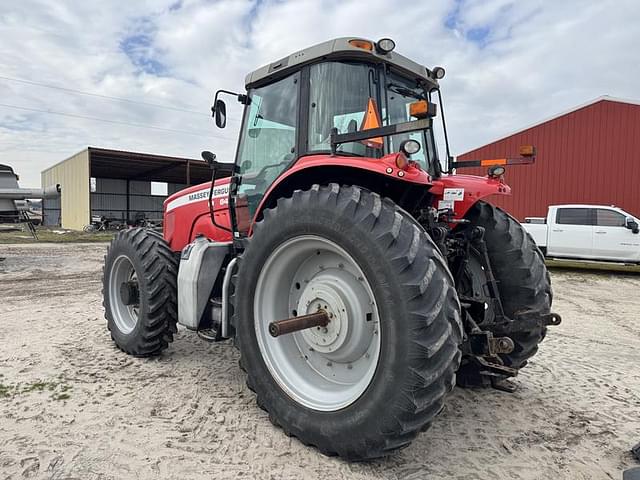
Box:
[244,37,440,90]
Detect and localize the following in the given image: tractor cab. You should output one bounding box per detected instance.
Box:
[212,37,446,232]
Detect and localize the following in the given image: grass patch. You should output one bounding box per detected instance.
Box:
[0,226,114,244]
[0,383,14,398]
[22,381,61,393]
[0,379,72,401]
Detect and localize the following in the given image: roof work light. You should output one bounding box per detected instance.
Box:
[432,66,446,79]
[376,38,396,54]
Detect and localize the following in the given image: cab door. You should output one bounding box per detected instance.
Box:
[548,208,594,258]
[233,73,300,234]
[593,208,640,261]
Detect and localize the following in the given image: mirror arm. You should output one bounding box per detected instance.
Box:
[212,89,250,115]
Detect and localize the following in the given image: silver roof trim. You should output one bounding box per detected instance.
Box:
[244,37,438,89]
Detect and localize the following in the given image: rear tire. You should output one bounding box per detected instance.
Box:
[464,201,552,370]
[232,184,462,460]
[103,228,178,356]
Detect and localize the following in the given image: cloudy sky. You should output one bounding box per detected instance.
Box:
[1,0,639,187]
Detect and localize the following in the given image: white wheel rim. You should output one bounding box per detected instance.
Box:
[254,235,381,411]
[109,255,140,334]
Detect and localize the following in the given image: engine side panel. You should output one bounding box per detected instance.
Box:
[163,177,233,252]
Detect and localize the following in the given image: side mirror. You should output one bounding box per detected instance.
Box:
[625,217,639,234]
[213,99,227,129]
[201,151,217,167]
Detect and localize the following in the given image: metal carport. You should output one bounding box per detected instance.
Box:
[42,147,211,230]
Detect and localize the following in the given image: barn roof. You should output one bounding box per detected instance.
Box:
[463,95,640,154]
[42,147,215,185]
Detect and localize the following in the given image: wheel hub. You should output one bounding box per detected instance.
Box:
[298,283,346,353]
[296,270,374,362]
[119,280,139,306]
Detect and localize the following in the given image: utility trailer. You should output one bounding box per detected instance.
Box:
[103,37,560,460]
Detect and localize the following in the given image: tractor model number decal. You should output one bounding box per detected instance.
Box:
[443,188,464,201]
[166,183,230,212]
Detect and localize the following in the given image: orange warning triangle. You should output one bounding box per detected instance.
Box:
[359,98,383,149]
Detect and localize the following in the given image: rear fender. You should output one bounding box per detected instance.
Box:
[252,153,432,230]
[430,174,511,220]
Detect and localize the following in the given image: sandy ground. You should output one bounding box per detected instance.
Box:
[0,243,638,480]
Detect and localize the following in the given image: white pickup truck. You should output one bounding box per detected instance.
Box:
[523,205,640,263]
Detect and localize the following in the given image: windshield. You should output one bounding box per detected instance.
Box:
[307,61,438,173]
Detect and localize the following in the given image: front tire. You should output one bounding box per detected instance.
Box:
[232,184,462,460]
[103,228,178,356]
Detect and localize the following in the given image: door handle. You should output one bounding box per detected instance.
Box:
[595,231,606,234]
[552,229,564,232]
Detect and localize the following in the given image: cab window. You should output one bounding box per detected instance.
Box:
[596,209,626,227]
[383,71,432,171]
[556,208,592,225]
[236,73,299,217]
[308,61,380,157]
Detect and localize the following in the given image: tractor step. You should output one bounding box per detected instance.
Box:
[197,327,225,342]
[491,377,518,393]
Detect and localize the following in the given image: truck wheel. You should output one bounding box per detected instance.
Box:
[103,228,178,356]
[232,184,462,460]
[464,201,552,371]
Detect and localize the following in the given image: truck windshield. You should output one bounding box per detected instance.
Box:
[307,61,437,173]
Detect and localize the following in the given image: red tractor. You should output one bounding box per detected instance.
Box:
[103,37,560,460]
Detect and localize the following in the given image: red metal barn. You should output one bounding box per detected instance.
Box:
[457,96,640,221]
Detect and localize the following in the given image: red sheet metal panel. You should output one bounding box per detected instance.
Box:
[457,99,640,220]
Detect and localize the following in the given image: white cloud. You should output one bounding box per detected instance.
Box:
[0,0,639,187]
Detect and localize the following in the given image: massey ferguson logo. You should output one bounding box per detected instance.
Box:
[166,183,230,212]
[188,185,229,201]
[188,191,209,201]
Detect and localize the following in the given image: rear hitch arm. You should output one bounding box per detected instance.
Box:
[500,310,562,333]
